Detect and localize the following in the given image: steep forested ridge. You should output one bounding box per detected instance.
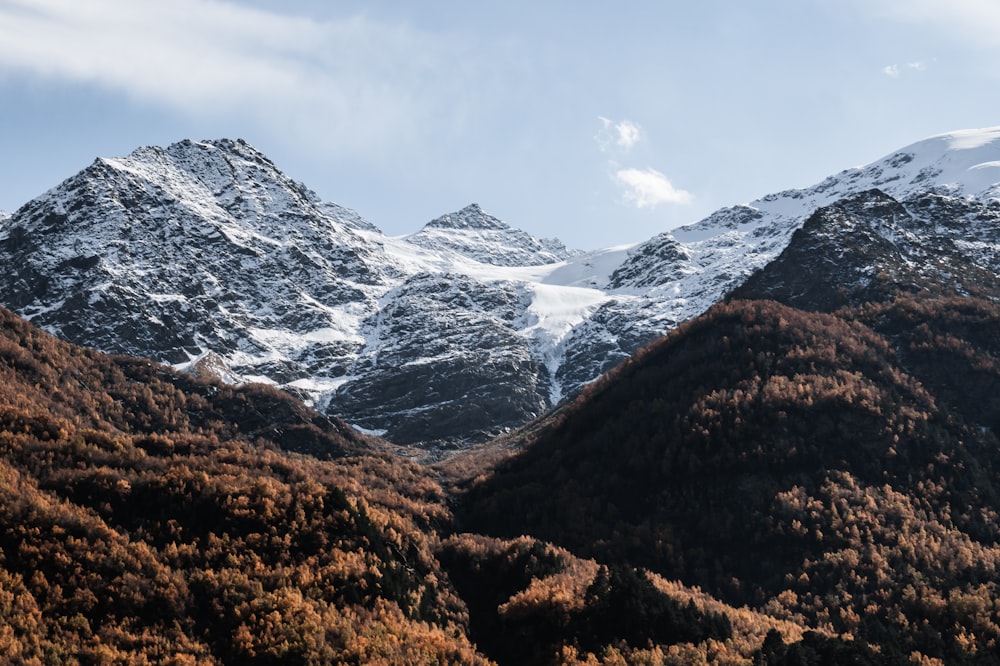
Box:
[460,299,1000,664]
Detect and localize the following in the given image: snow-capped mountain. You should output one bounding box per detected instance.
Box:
[606,127,1000,322]
[0,139,389,386]
[404,203,578,267]
[2,129,1000,446]
[0,139,602,444]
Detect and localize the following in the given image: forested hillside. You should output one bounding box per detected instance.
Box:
[0,305,493,662]
[0,304,867,664]
[460,298,1000,665]
[455,189,1000,664]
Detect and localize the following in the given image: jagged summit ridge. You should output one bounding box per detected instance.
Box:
[98,138,380,235]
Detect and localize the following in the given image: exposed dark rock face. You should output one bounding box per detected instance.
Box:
[332,273,550,444]
[733,189,1000,310]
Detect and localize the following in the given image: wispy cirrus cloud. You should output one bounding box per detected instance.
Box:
[882,61,928,77]
[614,167,692,208]
[865,0,1000,48]
[0,0,472,154]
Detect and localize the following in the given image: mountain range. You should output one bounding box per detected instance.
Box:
[3,127,1000,663]
[3,128,999,446]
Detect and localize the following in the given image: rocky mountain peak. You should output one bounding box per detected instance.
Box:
[404,203,575,267]
[99,138,320,217]
[0,138,393,383]
[424,203,507,231]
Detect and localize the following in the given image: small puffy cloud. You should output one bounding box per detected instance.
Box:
[596,116,642,152]
[614,168,692,208]
[882,64,901,77]
[596,117,690,208]
[615,120,642,150]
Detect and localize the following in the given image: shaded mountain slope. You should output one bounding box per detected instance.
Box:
[851,296,1000,436]
[731,187,1000,442]
[332,272,550,445]
[460,299,1000,663]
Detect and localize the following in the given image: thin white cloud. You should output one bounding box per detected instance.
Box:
[882,60,929,77]
[0,0,471,154]
[614,168,692,208]
[596,116,643,152]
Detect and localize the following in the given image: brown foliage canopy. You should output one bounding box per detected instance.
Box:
[461,298,1000,664]
[0,306,486,663]
[0,305,794,665]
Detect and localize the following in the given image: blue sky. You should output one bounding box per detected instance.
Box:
[1,0,999,249]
